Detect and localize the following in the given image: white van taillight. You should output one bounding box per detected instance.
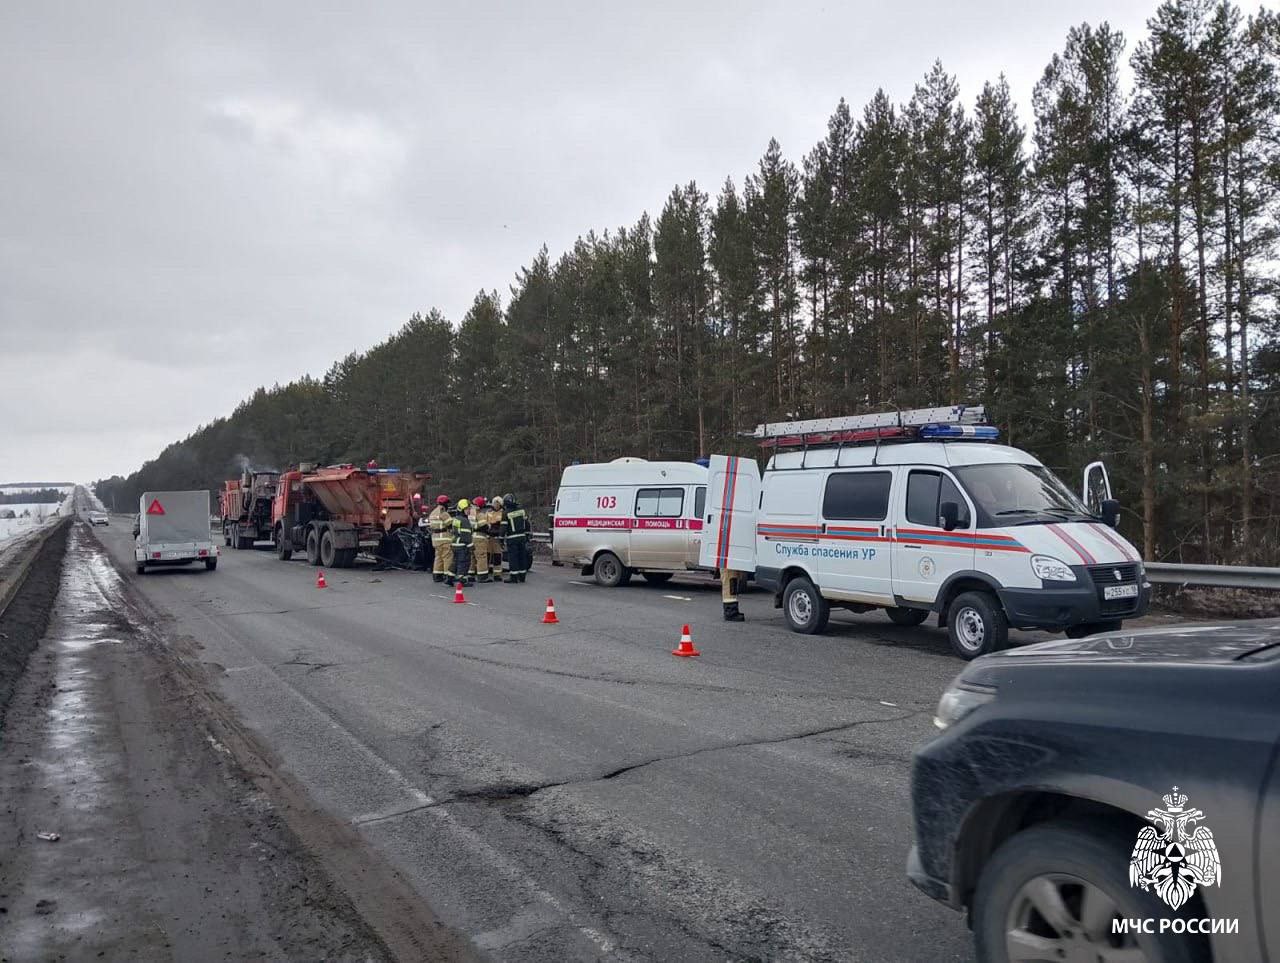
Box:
[198,549,208,556]
[152,552,162,559]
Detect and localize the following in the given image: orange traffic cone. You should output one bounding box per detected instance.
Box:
[316,570,327,589]
[541,598,559,624]
[453,581,467,604]
[671,624,700,658]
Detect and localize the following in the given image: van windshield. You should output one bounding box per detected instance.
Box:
[952,464,1094,525]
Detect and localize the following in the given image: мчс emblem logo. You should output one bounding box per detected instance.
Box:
[1129,787,1222,910]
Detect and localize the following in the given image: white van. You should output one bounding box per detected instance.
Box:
[552,458,709,586]
[700,408,1151,659]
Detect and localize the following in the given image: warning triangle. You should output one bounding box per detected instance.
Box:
[146,499,166,516]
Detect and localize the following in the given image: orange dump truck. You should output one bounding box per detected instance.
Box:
[271,465,431,568]
[219,469,281,550]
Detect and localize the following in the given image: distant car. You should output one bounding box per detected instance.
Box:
[89,511,109,526]
[908,621,1280,963]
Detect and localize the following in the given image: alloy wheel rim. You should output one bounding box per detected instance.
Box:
[1005,873,1144,963]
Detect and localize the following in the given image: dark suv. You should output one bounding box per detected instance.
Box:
[908,620,1280,962]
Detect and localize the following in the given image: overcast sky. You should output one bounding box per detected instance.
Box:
[1,1,1262,484]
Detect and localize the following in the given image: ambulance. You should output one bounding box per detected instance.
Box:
[551,458,709,586]
[699,406,1151,659]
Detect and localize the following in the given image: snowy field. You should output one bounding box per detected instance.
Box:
[0,487,76,545]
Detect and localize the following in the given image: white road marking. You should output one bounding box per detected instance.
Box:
[879,700,898,707]
[662,594,692,601]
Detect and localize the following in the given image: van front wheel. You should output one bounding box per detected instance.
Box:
[783,577,829,634]
[947,591,1008,659]
[593,552,630,587]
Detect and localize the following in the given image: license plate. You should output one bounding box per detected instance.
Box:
[1104,584,1138,600]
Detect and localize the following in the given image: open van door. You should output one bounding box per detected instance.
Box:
[699,455,760,573]
[1081,461,1113,514]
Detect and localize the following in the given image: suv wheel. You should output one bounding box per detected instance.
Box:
[782,577,829,634]
[947,591,1007,659]
[974,822,1206,963]
[593,552,630,587]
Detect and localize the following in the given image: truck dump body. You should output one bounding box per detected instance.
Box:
[221,471,281,548]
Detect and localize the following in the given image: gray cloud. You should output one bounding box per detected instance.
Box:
[1,0,1259,481]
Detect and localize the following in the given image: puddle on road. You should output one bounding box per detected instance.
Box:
[0,527,142,956]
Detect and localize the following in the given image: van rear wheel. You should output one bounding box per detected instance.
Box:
[783,577,829,634]
[947,591,1007,659]
[593,552,630,587]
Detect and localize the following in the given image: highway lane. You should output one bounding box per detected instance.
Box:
[93,522,973,961]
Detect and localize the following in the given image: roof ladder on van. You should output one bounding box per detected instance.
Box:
[750,405,995,450]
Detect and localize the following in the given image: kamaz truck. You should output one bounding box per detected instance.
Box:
[219,469,280,550]
[272,465,431,569]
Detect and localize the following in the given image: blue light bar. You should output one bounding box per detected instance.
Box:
[918,424,1000,441]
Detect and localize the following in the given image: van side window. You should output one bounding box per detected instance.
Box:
[693,486,706,519]
[906,471,970,528]
[635,487,684,517]
[822,471,892,520]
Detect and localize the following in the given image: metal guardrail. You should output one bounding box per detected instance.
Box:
[1144,562,1280,591]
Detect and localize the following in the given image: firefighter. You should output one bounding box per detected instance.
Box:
[451,498,474,585]
[487,495,505,578]
[471,496,492,582]
[503,492,530,583]
[721,569,746,622]
[428,495,453,582]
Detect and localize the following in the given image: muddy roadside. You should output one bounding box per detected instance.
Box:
[0,520,69,724]
[0,525,476,961]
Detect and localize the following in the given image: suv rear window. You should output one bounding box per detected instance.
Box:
[822,472,891,521]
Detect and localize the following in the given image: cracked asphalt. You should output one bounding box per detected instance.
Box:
[93,523,974,961]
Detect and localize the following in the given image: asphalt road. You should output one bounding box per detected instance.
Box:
[94,523,976,962]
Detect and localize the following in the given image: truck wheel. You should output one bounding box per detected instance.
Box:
[782,577,829,634]
[276,528,292,561]
[223,525,231,547]
[320,530,338,568]
[973,822,1206,963]
[305,528,321,566]
[947,591,1008,659]
[204,558,217,571]
[593,552,630,587]
[337,547,357,568]
[642,572,673,585]
[237,530,254,550]
[886,606,929,627]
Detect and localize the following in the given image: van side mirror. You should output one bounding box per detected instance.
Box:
[1100,498,1120,529]
[938,501,961,532]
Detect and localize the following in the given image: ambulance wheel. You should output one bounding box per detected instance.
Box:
[642,572,672,585]
[947,591,1007,659]
[783,577,829,634]
[886,606,929,627]
[305,528,321,566]
[276,528,292,561]
[593,552,630,587]
[320,530,338,568]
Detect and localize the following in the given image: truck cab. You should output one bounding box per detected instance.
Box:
[700,407,1150,658]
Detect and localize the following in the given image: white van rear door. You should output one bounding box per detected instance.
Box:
[699,456,760,573]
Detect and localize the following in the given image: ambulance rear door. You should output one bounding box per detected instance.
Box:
[699,456,760,574]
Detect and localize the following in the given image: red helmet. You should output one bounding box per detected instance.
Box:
[473,496,487,508]
[366,459,378,469]
[436,494,449,505]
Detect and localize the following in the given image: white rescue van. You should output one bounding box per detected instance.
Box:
[699,407,1150,659]
[134,490,218,574]
[552,458,709,586]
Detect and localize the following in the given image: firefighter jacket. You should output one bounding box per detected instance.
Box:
[451,513,474,547]
[427,506,452,539]
[506,506,529,539]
